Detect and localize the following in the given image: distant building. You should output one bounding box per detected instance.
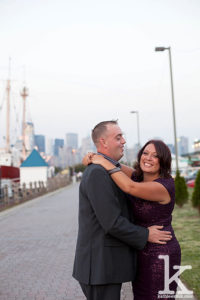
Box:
[167,144,175,154]
[20,149,48,188]
[11,146,22,167]
[178,136,188,156]
[123,147,135,165]
[57,146,67,168]
[66,133,78,150]
[45,137,54,156]
[81,136,95,157]
[66,147,81,167]
[171,154,188,173]
[181,140,200,167]
[34,135,45,153]
[194,139,200,152]
[25,122,35,153]
[54,139,64,156]
[133,143,140,159]
[0,165,20,197]
[0,149,12,166]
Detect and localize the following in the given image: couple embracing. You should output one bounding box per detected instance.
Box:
[73,120,181,300]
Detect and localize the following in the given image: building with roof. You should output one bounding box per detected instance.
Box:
[194,139,200,152]
[20,149,48,187]
[181,139,200,167]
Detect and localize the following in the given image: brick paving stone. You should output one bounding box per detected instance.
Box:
[0,183,197,300]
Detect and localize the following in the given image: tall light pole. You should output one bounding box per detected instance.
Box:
[155,46,179,171]
[130,110,140,149]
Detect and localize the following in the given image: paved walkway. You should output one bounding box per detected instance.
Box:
[0,183,133,300]
[0,183,196,300]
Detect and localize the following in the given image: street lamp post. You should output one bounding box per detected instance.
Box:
[71,149,77,183]
[155,46,179,171]
[130,111,140,149]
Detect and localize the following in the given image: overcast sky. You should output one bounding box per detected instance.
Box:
[0,0,200,151]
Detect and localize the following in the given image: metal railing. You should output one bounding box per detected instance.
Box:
[0,174,71,211]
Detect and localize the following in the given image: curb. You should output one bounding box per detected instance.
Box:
[0,183,73,219]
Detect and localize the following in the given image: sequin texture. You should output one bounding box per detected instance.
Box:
[130,174,181,300]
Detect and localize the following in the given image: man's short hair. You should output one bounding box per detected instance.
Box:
[92,120,118,146]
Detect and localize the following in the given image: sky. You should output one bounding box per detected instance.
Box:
[0,0,200,151]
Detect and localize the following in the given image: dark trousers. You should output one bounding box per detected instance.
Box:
[79,282,122,300]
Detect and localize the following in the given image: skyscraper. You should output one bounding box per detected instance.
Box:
[167,144,175,154]
[45,137,54,156]
[178,136,189,155]
[25,122,35,152]
[66,133,78,150]
[81,136,95,157]
[54,139,64,156]
[34,135,45,153]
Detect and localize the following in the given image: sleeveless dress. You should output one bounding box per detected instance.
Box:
[130,173,181,300]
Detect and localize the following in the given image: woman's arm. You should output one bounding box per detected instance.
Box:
[120,164,134,178]
[82,152,95,166]
[92,155,170,204]
[82,153,134,178]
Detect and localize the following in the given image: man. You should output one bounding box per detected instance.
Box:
[73,120,172,300]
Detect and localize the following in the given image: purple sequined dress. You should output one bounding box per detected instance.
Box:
[130,173,181,300]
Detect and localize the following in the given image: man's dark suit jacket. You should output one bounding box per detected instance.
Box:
[73,164,149,285]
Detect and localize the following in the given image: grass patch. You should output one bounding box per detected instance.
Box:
[172,187,200,299]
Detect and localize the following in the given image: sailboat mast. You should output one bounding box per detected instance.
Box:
[21,86,28,160]
[6,58,11,153]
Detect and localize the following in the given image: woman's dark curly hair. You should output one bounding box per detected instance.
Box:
[134,140,172,181]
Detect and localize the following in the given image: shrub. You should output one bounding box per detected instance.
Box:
[175,170,189,207]
[192,170,200,214]
[74,164,86,173]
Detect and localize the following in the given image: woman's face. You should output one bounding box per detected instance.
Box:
[140,143,160,176]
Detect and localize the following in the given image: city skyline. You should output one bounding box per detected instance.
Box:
[0,0,200,151]
[0,119,194,168]
[0,117,195,155]
[32,127,192,156]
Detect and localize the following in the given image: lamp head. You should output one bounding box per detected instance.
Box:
[155,47,169,51]
[130,111,137,114]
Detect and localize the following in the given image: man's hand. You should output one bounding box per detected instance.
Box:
[148,225,172,244]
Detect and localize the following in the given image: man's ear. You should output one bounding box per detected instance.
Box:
[99,137,107,148]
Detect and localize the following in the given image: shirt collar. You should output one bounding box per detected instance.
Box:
[97,152,121,168]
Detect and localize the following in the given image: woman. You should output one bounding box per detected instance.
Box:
[83,140,181,300]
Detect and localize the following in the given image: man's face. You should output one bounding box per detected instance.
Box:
[101,124,126,161]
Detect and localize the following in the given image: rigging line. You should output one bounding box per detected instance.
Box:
[0,90,6,112]
[14,106,21,134]
[0,81,8,110]
[26,96,33,123]
[12,93,21,138]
